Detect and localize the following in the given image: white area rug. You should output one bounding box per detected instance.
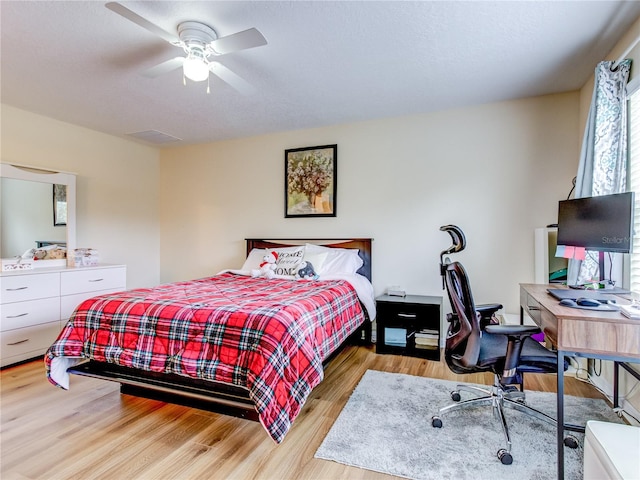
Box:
[315,370,622,480]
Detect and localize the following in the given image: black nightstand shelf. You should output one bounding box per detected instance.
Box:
[375,294,443,361]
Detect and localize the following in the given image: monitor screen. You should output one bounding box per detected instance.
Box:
[556,192,634,254]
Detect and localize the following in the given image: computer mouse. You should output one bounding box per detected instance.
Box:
[576,297,601,307]
[559,298,577,307]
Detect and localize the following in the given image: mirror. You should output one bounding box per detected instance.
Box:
[0,163,76,265]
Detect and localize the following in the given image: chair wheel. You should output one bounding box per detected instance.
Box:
[451,391,461,402]
[497,448,513,465]
[431,416,442,428]
[564,435,579,449]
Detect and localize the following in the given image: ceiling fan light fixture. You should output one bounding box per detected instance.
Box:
[183,49,209,82]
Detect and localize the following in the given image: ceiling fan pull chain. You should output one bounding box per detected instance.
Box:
[207,76,210,94]
[183,73,186,86]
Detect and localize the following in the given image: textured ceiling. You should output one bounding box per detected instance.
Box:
[2,1,640,146]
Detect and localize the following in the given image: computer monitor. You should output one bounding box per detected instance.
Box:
[557,192,634,282]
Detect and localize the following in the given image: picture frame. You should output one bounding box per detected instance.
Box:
[53,184,67,226]
[285,144,337,217]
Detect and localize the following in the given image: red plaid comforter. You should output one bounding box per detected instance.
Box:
[45,272,365,443]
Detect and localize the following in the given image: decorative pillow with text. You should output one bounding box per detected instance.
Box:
[269,246,305,278]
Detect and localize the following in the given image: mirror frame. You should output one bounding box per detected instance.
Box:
[1,163,76,266]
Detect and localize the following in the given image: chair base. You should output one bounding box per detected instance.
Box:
[431,378,576,464]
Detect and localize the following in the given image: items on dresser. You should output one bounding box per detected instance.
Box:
[375,294,443,361]
[0,264,126,367]
[2,258,34,271]
[71,248,100,267]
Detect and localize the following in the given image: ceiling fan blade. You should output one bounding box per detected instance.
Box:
[105,2,180,45]
[209,62,256,95]
[209,28,267,55]
[142,57,185,78]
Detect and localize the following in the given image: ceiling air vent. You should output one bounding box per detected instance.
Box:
[126,130,181,144]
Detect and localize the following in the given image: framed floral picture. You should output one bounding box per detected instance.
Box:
[285,144,337,217]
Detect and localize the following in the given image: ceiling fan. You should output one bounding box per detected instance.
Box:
[105,2,267,95]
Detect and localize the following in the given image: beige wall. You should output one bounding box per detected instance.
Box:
[160,92,580,315]
[0,105,161,289]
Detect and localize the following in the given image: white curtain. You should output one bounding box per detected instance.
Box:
[568,59,631,286]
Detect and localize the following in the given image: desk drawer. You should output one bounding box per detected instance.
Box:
[540,307,558,346]
[561,318,640,356]
[520,289,557,345]
[521,290,542,323]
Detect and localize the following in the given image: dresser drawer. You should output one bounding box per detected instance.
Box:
[0,321,61,367]
[61,267,126,296]
[1,297,60,331]
[60,288,123,320]
[0,273,60,304]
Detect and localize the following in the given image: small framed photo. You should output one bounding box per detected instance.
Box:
[285,144,337,217]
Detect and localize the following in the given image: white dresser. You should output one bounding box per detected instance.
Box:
[0,264,126,367]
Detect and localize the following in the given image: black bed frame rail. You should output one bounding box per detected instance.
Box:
[67,361,260,421]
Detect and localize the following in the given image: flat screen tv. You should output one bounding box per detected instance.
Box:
[557,192,634,254]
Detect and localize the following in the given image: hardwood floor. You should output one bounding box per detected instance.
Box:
[1,346,605,480]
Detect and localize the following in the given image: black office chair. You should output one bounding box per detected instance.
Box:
[433,225,577,465]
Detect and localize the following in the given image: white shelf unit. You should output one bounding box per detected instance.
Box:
[534,227,568,284]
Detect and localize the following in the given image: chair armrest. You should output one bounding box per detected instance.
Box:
[485,324,540,337]
[476,303,503,317]
[476,303,503,329]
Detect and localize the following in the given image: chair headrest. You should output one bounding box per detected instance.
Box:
[439,225,466,255]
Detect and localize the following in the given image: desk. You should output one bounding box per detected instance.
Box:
[520,284,640,479]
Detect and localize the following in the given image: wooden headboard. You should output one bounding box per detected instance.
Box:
[245,238,372,281]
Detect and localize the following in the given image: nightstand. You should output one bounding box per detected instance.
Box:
[375,294,443,361]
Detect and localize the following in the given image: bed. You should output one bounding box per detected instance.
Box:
[45,238,373,443]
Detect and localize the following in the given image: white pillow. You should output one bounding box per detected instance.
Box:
[242,248,266,271]
[304,243,363,275]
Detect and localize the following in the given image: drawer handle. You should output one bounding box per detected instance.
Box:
[7,338,29,346]
[6,286,28,291]
[528,306,540,311]
[88,278,104,282]
[397,313,417,319]
[6,313,28,319]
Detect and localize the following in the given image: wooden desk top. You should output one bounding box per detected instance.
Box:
[520,284,640,360]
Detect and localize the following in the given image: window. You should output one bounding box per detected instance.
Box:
[628,80,640,293]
